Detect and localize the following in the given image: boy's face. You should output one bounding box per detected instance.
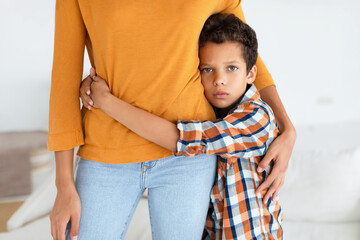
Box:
[199,41,257,111]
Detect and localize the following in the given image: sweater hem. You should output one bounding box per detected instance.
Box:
[76,143,174,164]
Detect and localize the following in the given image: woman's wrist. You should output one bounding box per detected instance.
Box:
[279,123,296,145]
[54,149,76,191]
[55,179,76,192]
[55,168,76,191]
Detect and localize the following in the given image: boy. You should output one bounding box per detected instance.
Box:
[82,13,283,239]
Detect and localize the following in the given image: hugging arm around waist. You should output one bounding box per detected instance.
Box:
[97,84,276,159]
[100,92,180,153]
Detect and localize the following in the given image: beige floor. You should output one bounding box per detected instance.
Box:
[0,201,24,232]
[0,131,50,233]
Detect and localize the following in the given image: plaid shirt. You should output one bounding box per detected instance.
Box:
[176,85,283,239]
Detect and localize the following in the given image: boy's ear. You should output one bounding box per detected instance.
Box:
[246,65,257,84]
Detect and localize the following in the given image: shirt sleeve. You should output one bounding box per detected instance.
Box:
[176,102,276,158]
[47,0,87,151]
[219,0,275,91]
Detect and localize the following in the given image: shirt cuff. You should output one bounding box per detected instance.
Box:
[175,120,205,157]
[175,121,187,156]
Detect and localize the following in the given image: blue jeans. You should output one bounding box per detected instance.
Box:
[65,154,216,240]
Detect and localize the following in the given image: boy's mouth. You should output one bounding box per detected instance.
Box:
[213,91,229,99]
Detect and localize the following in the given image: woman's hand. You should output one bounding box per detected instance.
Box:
[255,129,296,204]
[50,186,81,240]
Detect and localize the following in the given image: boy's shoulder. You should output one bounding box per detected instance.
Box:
[231,84,275,119]
[233,84,261,108]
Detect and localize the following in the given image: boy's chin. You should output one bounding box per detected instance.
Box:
[211,102,232,110]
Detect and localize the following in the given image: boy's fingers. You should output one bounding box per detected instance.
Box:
[90,67,96,77]
[80,91,93,109]
[91,75,102,82]
[84,93,93,106]
[84,77,92,95]
[80,76,92,96]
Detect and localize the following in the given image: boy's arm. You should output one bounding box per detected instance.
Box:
[99,88,179,153]
[177,102,278,158]
[84,73,179,152]
[89,75,276,158]
[100,91,275,159]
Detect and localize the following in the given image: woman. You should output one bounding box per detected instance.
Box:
[48,1,296,239]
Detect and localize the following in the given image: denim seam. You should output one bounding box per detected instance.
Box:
[150,160,158,168]
[119,190,144,239]
[147,190,155,238]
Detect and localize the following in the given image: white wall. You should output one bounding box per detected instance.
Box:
[242,0,360,126]
[0,0,91,132]
[1,0,359,132]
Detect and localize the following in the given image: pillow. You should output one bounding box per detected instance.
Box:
[280,148,360,222]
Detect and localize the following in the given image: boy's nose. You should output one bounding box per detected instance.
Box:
[213,74,226,86]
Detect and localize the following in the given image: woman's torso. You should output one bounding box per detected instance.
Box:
[77,0,240,163]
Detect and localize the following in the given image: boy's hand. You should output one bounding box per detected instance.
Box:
[79,68,96,110]
[89,71,111,109]
[255,130,295,204]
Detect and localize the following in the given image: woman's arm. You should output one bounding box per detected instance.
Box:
[48,0,87,239]
[259,86,296,136]
[255,85,296,203]
[48,0,86,151]
[50,149,81,240]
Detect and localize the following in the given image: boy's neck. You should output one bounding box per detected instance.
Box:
[213,84,252,118]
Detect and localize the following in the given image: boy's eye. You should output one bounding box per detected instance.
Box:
[201,68,212,73]
[228,66,238,71]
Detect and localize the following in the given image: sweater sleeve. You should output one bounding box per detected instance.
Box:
[47,0,86,151]
[219,0,275,90]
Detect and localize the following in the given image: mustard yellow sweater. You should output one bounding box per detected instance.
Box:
[47,0,274,164]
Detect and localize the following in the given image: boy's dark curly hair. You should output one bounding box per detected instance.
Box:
[199,13,258,73]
